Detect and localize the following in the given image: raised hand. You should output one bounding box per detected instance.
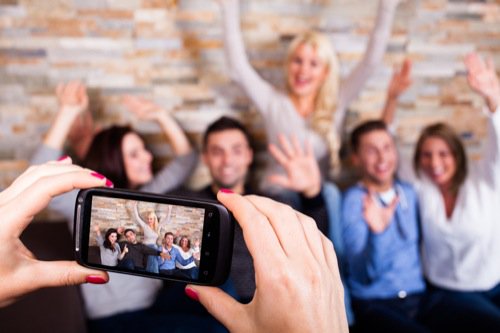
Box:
[186,191,348,333]
[122,95,191,155]
[382,58,413,124]
[362,191,399,234]
[465,53,500,113]
[122,95,167,122]
[388,58,412,99]
[45,81,91,150]
[0,159,111,307]
[268,134,321,198]
[56,81,89,115]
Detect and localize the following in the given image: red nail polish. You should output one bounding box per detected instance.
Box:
[86,275,107,284]
[90,172,105,180]
[220,188,234,194]
[105,179,114,188]
[185,287,199,302]
[57,155,69,161]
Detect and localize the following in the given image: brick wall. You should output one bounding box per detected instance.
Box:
[0,0,499,194]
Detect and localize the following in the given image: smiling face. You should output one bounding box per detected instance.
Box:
[354,130,398,191]
[418,137,457,189]
[121,132,153,188]
[107,232,117,245]
[286,43,329,100]
[202,129,253,193]
[125,230,137,243]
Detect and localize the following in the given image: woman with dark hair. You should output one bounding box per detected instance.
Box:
[174,235,199,280]
[94,226,128,267]
[30,82,198,331]
[389,53,500,331]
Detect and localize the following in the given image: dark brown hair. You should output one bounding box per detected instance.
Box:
[103,228,118,252]
[413,123,468,194]
[202,116,253,152]
[83,125,145,189]
[350,120,390,153]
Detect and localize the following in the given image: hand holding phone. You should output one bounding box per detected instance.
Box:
[185,191,349,333]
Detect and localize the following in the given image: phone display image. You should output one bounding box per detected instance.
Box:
[75,188,234,285]
[88,197,204,280]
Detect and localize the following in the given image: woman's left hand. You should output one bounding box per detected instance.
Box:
[465,53,500,113]
[0,158,111,307]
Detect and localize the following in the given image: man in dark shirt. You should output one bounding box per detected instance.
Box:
[117,228,167,271]
[172,116,328,303]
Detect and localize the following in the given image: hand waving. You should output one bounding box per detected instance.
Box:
[268,134,321,198]
[363,191,399,234]
[465,53,500,113]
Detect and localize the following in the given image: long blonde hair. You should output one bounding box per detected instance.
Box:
[285,31,341,174]
[146,210,159,232]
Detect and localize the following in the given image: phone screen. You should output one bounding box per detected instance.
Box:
[88,196,206,281]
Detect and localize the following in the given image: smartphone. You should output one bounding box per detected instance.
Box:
[74,187,233,286]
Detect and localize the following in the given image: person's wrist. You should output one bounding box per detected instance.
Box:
[303,182,321,198]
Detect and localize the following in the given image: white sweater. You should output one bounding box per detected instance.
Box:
[401,108,500,291]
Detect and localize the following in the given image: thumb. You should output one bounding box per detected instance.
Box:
[31,261,108,289]
[388,196,400,212]
[185,285,248,332]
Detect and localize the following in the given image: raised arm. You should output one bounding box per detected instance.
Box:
[336,0,402,132]
[216,0,277,116]
[381,58,413,125]
[122,95,191,156]
[465,53,500,185]
[131,201,148,230]
[44,81,90,151]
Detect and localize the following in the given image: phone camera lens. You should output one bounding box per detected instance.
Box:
[208,212,213,218]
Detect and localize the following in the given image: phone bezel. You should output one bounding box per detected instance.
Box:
[74,187,233,286]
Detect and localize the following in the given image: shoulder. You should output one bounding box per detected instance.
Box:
[343,185,366,202]
[395,180,418,198]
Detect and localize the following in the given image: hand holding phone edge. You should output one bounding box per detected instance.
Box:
[0,158,110,308]
[186,190,349,333]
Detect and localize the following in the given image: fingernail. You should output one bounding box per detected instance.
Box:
[185,287,199,302]
[220,188,233,194]
[91,172,113,187]
[57,155,69,161]
[86,275,107,284]
[90,172,105,180]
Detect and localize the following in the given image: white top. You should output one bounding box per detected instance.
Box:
[220,0,398,187]
[174,244,197,269]
[400,107,500,291]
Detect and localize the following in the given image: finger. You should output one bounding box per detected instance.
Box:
[185,285,249,332]
[2,170,111,237]
[267,174,291,189]
[401,58,412,77]
[56,83,64,99]
[30,260,108,289]
[216,191,284,267]
[0,160,85,205]
[296,211,326,264]
[291,135,304,156]
[245,195,308,258]
[305,139,314,158]
[278,133,296,158]
[268,143,289,168]
[486,56,495,73]
[320,233,341,281]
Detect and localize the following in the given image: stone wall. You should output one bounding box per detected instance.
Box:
[0,0,499,195]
